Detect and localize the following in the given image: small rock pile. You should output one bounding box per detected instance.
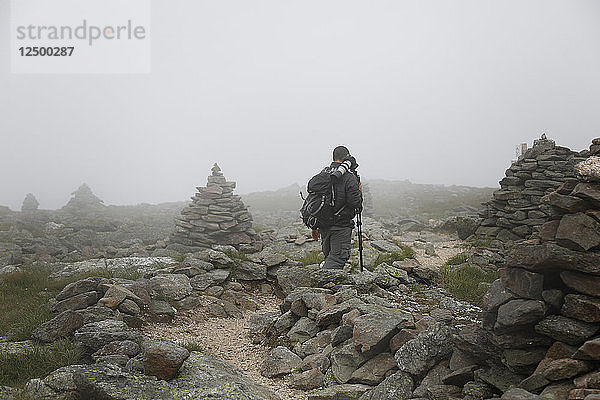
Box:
[172,164,258,248]
[465,178,600,398]
[478,138,587,242]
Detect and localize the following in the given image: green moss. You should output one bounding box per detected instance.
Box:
[173,253,186,263]
[373,243,415,267]
[463,235,494,248]
[445,252,469,266]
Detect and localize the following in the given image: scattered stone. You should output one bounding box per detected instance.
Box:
[395,322,452,378]
[149,274,192,301]
[290,368,325,390]
[309,384,372,400]
[535,316,599,345]
[33,310,84,343]
[350,352,396,385]
[358,371,413,400]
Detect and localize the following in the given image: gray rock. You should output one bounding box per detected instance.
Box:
[148,300,176,322]
[93,340,140,358]
[562,294,600,323]
[573,337,600,360]
[36,352,279,399]
[144,341,190,381]
[358,371,413,400]
[395,322,452,377]
[260,346,302,378]
[74,319,142,355]
[33,310,84,343]
[476,364,525,392]
[370,240,401,253]
[56,277,101,301]
[500,268,544,299]
[290,368,325,390]
[561,271,600,297]
[330,339,366,384]
[501,388,540,400]
[150,274,192,301]
[495,300,546,333]
[535,315,599,345]
[235,261,267,281]
[413,363,451,397]
[288,317,319,344]
[248,311,280,336]
[350,352,396,385]
[53,291,98,313]
[190,269,230,291]
[309,384,372,400]
[353,310,413,355]
[274,311,299,332]
[556,213,600,251]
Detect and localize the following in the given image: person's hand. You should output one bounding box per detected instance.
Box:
[311,229,320,241]
[359,182,363,191]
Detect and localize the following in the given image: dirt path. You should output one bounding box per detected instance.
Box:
[143,242,463,400]
[143,291,309,400]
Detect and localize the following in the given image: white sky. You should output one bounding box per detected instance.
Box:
[1,0,599,210]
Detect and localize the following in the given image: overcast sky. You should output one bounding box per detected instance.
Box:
[1,0,600,210]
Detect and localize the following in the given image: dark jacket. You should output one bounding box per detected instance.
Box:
[329,162,363,228]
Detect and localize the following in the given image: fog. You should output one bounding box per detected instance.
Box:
[1,0,599,210]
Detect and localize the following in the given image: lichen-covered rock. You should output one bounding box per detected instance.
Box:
[309,384,372,400]
[260,346,301,378]
[395,322,452,378]
[350,352,396,385]
[289,368,325,390]
[56,277,101,301]
[74,319,142,355]
[358,371,413,400]
[33,310,84,343]
[330,339,366,384]
[535,316,599,345]
[353,310,413,355]
[149,274,192,301]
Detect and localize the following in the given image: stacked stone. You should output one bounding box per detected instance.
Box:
[62,183,106,213]
[473,175,600,397]
[172,164,256,248]
[21,193,39,212]
[477,138,586,242]
[362,181,375,217]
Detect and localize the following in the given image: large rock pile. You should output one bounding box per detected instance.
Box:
[478,138,587,242]
[171,164,258,248]
[61,183,106,214]
[465,177,600,398]
[21,193,39,212]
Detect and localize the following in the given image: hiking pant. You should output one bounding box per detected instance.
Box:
[320,226,352,269]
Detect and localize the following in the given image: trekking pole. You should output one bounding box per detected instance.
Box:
[356,211,364,272]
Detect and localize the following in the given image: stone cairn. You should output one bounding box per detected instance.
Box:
[61,183,106,214]
[172,164,257,248]
[478,137,587,242]
[21,193,39,212]
[362,181,375,218]
[467,163,600,398]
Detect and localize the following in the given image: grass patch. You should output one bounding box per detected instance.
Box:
[297,250,324,267]
[0,339,82,387]
[173,253,186,263]
[445,252,469,266]
[222,249,250,262]
[0,267,70,341]
[438,263,499,305]
[178,341,205,353]
[463,235,494,248]
[373,243,415,267]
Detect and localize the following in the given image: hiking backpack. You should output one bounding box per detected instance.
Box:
[301,167,344,229]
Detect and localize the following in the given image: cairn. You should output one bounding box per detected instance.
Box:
[171,164,257,248]
[21,193,39,212]
[62,184,106,214]
[478,137,587,241]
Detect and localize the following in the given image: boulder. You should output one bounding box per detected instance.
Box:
[561,271,600,297]
[495,300,546,333]
[235,261,267,281]
[144,341,190,381]
[287,317,319,344]
[289,368,325,390]
[190,269,230,291]
[260,346,301,378]
[535,316,599,345]
[542,358,591,381]
[74,319,142,354]
[309,384,372,400]
[500,268,544,299]
[358,371,413,400]
[483,279,518,312]
[555,213,600,251]
[330,339,366,384]
[395,322,452,378]
[53,291,98,313]
[501,388,540,400]
[350,352,396,385]
[353,310,413,355]
[562,294,600,323]
[506,242,600,275]
[33,310,84,343]
[56,277,101,301]
[93,340,140,358]
[573,338,600,360]
[572,183,600,206]
[149,274,192,301]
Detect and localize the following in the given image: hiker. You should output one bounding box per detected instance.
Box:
[302,146,363,270]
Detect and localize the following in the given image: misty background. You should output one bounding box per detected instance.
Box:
[1,0,599,210]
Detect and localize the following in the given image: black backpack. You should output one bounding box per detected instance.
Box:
[301,167,344,229]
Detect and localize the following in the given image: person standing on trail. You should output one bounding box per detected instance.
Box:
[301,145,363,270]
